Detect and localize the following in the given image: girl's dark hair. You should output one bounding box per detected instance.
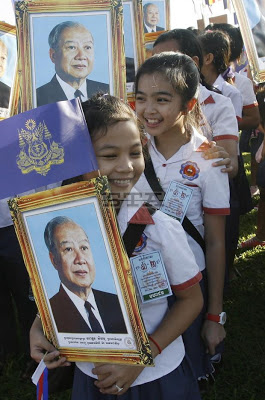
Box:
[198,29,231,75]
[205,23,243,62]
[135,51,202,131]
[256,84,265,128]
[81,93,138,139]
[153,28,221,94]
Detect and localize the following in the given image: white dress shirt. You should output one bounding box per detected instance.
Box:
[56,74,88,101]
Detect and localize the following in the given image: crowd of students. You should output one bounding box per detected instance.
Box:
[1,23,265,399]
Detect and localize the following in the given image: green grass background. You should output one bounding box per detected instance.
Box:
[1,154,264,400]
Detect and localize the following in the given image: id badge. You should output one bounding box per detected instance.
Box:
[160,181,193,223]
[130,250,172,303]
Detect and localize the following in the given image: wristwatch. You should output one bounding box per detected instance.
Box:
[206,312,227,325]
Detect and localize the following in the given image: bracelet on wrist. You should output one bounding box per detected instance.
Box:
[148,335,162,354]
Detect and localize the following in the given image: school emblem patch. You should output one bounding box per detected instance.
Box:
[134,233,147,253]
[180,161,200,181]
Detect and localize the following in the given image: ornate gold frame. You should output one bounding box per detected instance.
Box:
[232,0,265,83]
[15,0,126,112]
[9,178,153,366]
[0,22,18,119]
[123,0,145,102]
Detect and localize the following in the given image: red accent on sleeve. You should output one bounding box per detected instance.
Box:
[214,135,239,141]
[203,207,230,215]
[171,271,202,291]
[243,102,258,109]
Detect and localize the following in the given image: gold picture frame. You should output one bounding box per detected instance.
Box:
[232,0,265,83]
[9,178,153,366]
[0,22,18,119]
[15,0,126,112]
[123,0,145,101]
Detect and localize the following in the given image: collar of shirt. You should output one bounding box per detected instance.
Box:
[198,84,215,105]
[213,74,225,91]
[148,127,206,164]
[61,283,106,332]
[56,74,88,101]
[117,187,155,236]
[144,23,156,33]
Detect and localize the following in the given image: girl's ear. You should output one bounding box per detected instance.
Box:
[204,52,214,65]
[187,98,197,112]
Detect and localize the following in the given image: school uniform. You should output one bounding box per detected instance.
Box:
[199,84,239,143]
[233,72,258,110]
[72,188,202,400]
[135,128,230,378]
[213,74,243,122]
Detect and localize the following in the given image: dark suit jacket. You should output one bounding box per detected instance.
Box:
[143,24,164,33]
[36,75,109,107]
[50,285,127,334]
[0,80,11,109]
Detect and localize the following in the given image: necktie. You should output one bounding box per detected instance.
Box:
[151,29,155,32]
[84,301,104,333]
[74,89,83,99]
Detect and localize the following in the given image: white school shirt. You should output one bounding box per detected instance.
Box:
[135,128,230,272]
[199,84,239,142]
[76,189,201,386]
[213,74,243,121]
[232,72,258,109]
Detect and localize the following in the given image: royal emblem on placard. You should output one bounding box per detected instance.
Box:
[134,233,147,253]
[16,119,64,175]
[180,161,200,181]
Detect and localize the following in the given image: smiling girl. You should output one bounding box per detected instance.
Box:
[30,94,203,400]
[134,52,230,382]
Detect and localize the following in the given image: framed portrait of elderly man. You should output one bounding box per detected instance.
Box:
[15,0,126,112]
[9,178,154,365]
[0,22,18,119]
[232,0,265,83]
[122,0,145,99]
[142,0,170,39]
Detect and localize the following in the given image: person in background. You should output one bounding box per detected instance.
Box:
[198,29,243,126]
[239,85,265,248]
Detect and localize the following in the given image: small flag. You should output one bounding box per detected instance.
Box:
[32,359,48,400]
[0,98,98,199]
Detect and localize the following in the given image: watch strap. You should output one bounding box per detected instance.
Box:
[206,313,221,323]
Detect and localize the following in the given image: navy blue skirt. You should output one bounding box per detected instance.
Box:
[182,270,224,379]
[181,270,212,379]
[72,356,201,400]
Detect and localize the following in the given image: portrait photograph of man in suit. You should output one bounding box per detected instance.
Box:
[44,216,127,335]
[143,2,165,33]
[0,38,11,109]
[36,20,109,107]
